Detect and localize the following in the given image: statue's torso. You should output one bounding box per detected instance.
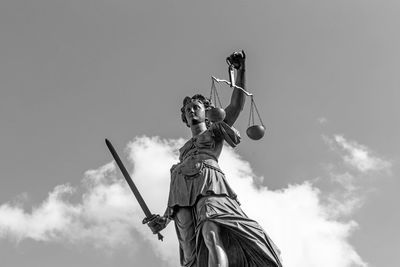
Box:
[168,122,240,208]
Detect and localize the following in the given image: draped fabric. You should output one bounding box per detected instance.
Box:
[166,121,283,267]
[168,121,240,208]
[195,196,283,267]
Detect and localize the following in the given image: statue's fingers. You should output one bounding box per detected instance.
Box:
[152,229,159,234]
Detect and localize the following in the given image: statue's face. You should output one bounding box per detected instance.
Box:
[184,100,206,127]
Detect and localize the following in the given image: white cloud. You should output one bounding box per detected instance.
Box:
[218,147,366,267]
[324,135,391,174]
[0,136,368,267]
[317,117,328,124]
[320,134,392,219]
[324,172,364,218]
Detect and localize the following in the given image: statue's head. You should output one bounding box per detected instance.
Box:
[181,94,213,128]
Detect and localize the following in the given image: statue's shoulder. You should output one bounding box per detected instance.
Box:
[210,121,241,148]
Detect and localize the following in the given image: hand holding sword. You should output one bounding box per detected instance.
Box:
[105,139,165,241]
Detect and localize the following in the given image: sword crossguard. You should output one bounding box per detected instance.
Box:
[142,214,158,224]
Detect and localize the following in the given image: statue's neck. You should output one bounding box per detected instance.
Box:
[190,122,207,137]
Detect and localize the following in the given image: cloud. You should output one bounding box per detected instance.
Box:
[218,146,367,267]
[0,163,141,250]
[324,135,392,174]
[317,117,328,124]
[0,136,369,267]
[320,135,392,219]
[324,172,364,218]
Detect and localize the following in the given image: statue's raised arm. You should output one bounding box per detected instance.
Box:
[224,50,247,127]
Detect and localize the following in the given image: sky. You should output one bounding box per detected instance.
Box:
[0,0,399,266]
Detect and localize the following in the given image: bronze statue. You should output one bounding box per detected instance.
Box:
[146,51,283,267]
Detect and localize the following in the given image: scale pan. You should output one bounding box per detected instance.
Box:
[206,107,226,122]
[246,125,265,140]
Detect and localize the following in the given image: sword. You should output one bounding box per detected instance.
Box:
[105,139,164,241]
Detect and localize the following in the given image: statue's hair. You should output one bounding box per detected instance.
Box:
[181,94,213,128]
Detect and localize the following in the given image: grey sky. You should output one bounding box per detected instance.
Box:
[0,0,399,266]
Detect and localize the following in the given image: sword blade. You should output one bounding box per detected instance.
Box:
[105,139,152,217]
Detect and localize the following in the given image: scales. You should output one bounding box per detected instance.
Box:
[207,53,266,140]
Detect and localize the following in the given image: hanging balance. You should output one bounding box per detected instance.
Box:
[209,54,266,140]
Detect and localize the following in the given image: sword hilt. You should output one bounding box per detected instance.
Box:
[142,214,164,242]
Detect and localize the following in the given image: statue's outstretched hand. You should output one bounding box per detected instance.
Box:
[143,214,167,234]
[226,50,246,70]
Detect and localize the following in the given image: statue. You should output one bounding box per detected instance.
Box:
[145,51,283,267]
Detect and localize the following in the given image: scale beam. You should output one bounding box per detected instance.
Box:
[212,76,253,96]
